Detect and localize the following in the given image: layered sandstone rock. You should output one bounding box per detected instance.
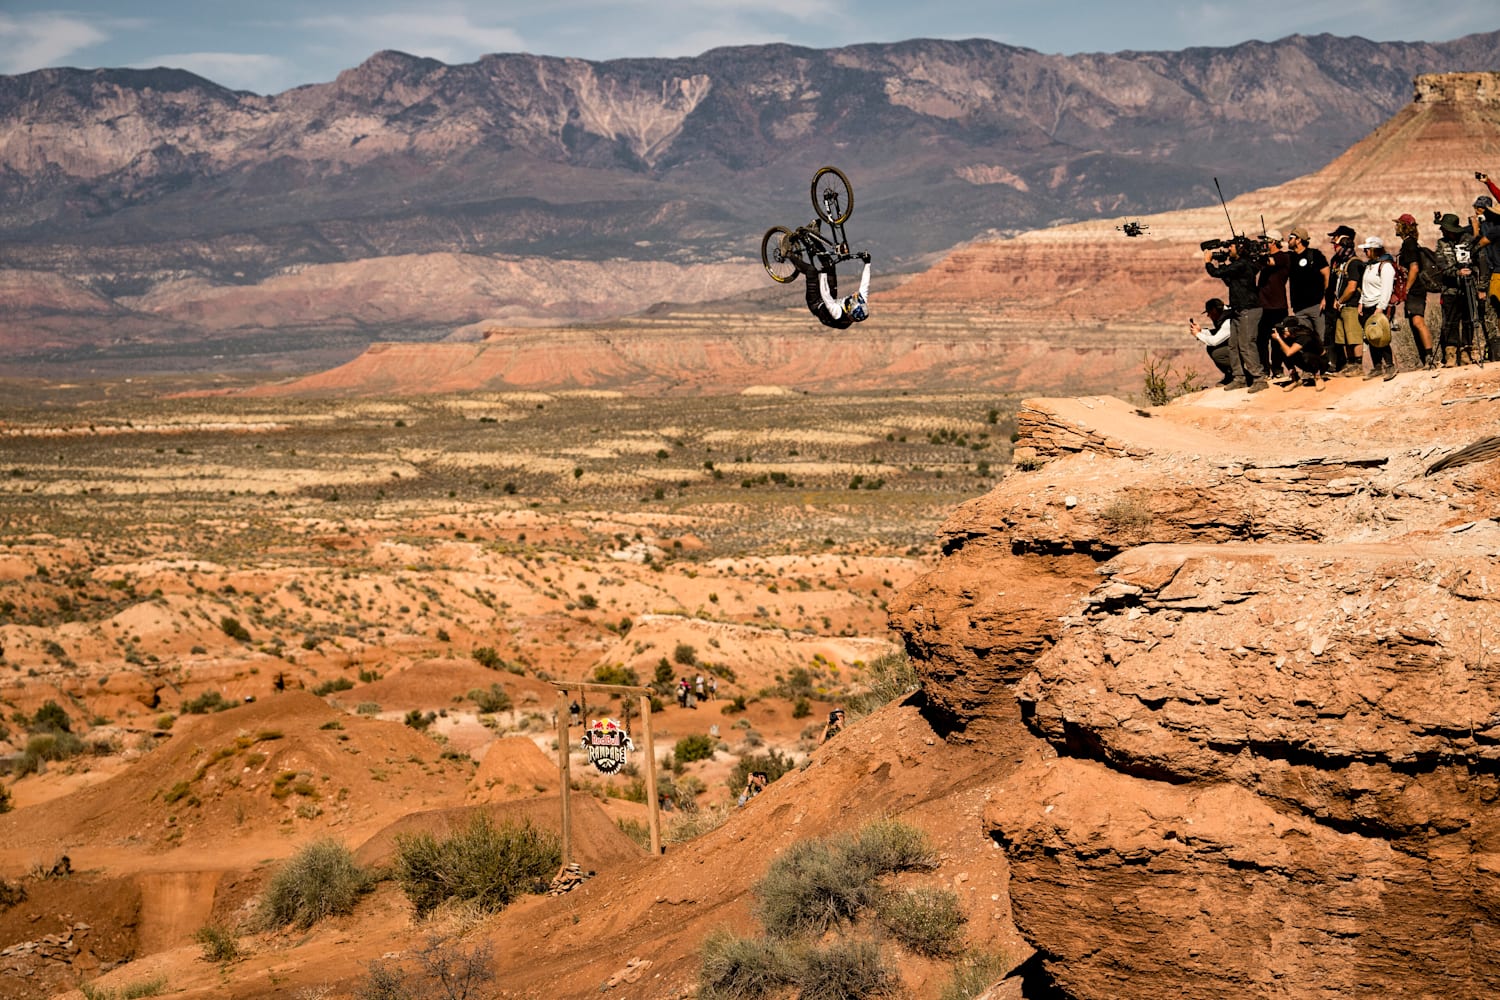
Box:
[889,367,1500,997]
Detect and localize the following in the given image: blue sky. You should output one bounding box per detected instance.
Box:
[1,1,1494,95]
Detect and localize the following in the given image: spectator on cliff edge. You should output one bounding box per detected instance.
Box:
[1394,214,1435,368]
[1189,297,1235,385]
[1472,175,1500,353]
[1357,236,1398,381]
[1269,316,1330,389]
[1256,230,1291,378]
[1326,226,1366,375]
[1204,240,1269,392]
[1285,227,1329,351]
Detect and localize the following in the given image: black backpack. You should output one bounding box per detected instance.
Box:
[1413,245,1445,294]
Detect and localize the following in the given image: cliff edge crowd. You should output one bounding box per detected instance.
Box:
[1190,171,1500,392]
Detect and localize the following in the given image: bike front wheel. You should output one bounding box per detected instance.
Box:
[810,166,853,225]
[761,226,801,284]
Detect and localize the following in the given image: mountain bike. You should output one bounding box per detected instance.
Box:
[760,166,861,283]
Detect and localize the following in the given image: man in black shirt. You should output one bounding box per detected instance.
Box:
[1204,241,1269,393]
[1285,227,1329,340]
[1394,213,1433,368]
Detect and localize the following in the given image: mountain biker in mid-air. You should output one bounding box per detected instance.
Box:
[784,240,871,329]
[762,166,873,329]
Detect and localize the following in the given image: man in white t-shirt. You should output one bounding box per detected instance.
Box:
[1188,297,1235,385]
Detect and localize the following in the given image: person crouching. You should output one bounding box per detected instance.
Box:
[1270,317,1330,389]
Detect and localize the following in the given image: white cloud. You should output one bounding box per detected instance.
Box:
[131,52,295,93]
[0,12,107,74]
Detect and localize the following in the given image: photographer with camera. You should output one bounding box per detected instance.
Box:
[1472,175,1500,356]
[1189,297,1235,385]
[1326,226,1366,375]
[1203,238,1269,393]
[1269,316,1329,389]
[1435,211,1490,366]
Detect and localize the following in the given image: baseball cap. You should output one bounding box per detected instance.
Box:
[1264,229,1283,243]
[1203,297,1224,314]
[1328,225,1356,240]
[1394,213,1417,225]
[1477,195,1496,210]
[1359,236,1384,250]
[1289,226,1310,242]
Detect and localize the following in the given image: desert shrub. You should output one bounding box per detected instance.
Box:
[13,730,86,776]
[79,976,168,1000]
[844,650,921,718]
[698,930,799,1000]
[938,950,1012,1000]
[467,684,511,714]
[616,817,652,851]
[30,699,71,733]
[757,820,934,939]
[393,813,559,918]
[182,690,235,714]
[472,646,501,670]
[312,677,354,696]
[845,819,936,878]
[1098,495,1153,532]
[0,876,25,908]
[795,937,895,1000]
[673,642,697,666]
[875,888,966,956]
[721,694,748,715]
[256,838,372,930]
[356,702,382,715]
[757,837,880,938]
[194,923,242,963]
[792,696,812,718]
[219,616,251,641]
[673,733,715,765]
[667,802,732,844]
[358,933,495,1000]
[725,748,795,795]
[0,784,10,814]
[1141,351,1205,407]
[404,709,434,731]
[592,663,639,686]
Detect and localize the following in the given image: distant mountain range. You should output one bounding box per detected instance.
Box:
[1,30,1497,371]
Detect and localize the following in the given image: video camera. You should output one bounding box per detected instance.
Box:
[1200,234,1270,263]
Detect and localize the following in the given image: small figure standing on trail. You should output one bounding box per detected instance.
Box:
[694,674,706,700]
[676,679,689,709]
[570,700,581,726]
[822,708,846,744]
[709,677,718,700]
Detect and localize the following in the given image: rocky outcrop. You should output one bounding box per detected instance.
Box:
[889,368,1500,997]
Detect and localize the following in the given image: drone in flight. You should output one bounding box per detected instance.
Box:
[1116,220,1150,238]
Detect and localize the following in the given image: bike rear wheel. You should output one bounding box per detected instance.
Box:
[810,166,853,226]
[761,226,801,284]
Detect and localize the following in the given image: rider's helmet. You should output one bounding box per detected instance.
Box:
[844,294,868,321]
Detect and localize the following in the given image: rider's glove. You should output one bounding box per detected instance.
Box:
[856,251,871,263]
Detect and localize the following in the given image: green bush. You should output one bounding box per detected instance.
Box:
[393,813,560,918]
[31,699,72,733]
[673,642,698,666]
[404,709,434,731]
[312,677,354,696]
[698,930,799,1000]
[357,934,495,1000]
[844,650,921,718]
[795,937,894,1000]
[468,684,512,714]
[12,731,86,777]
[756,820,935,939]
[256,838,372,930]
[219,616,251,641]
[673,733,716,765]
[875,888,966,956]
[792,696,812,718]
[193,923,242,964]
[592,663,639,686]
[0,784,10,815]
[182,690,235,714]
[473,646,502,669]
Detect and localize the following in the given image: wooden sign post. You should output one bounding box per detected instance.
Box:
[552,680,661,861]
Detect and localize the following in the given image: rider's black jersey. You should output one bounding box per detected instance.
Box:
[806,268,855,329]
